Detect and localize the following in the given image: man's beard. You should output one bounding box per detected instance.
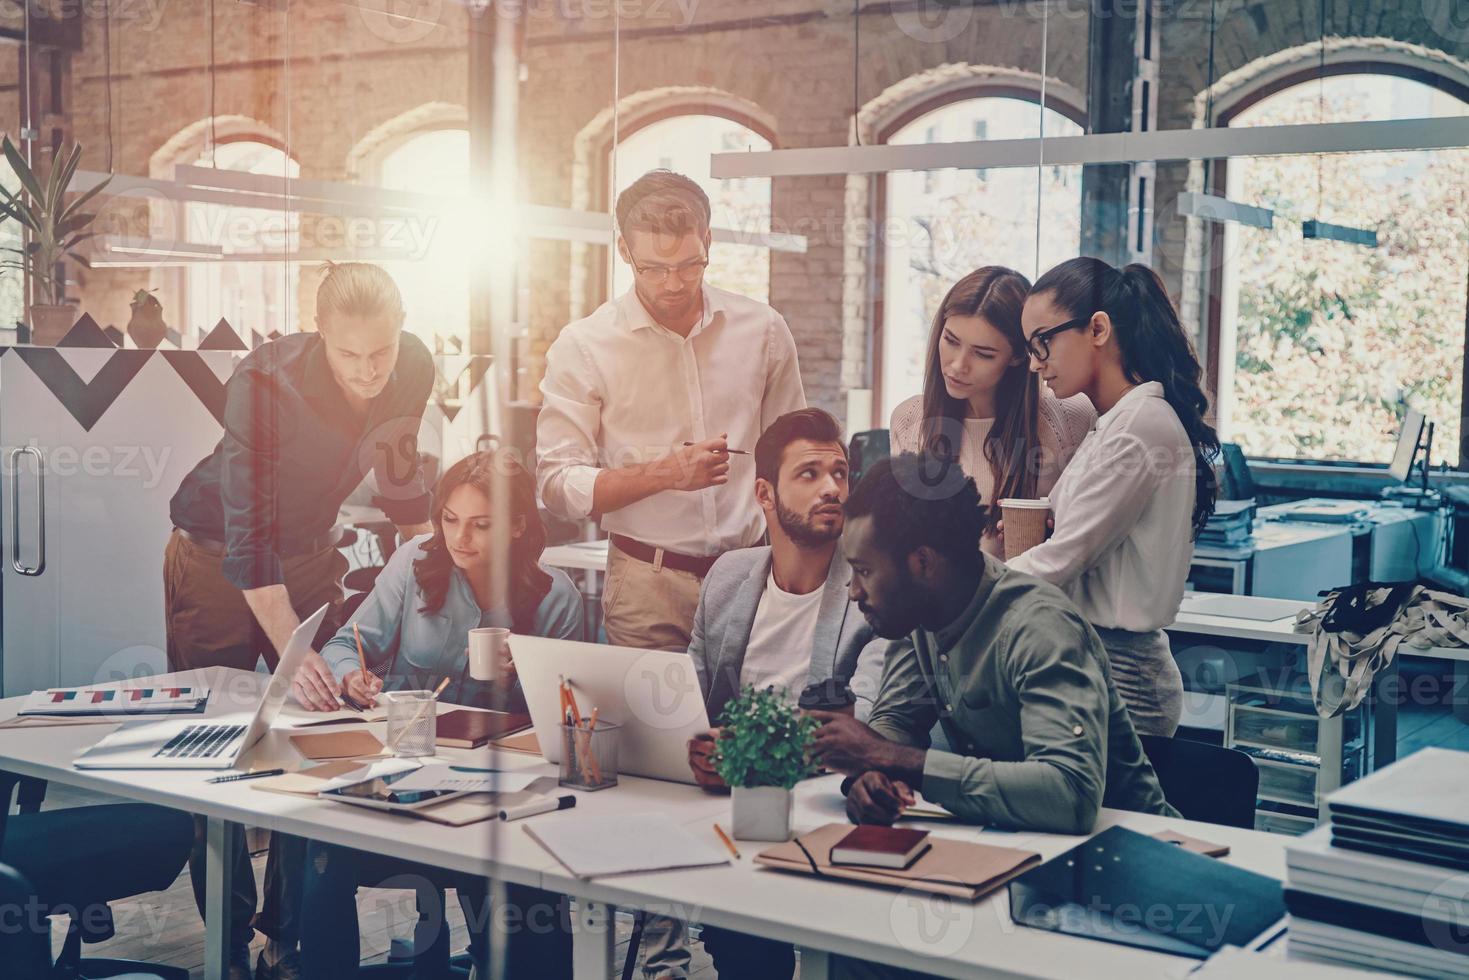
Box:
[775,497,842,549]
[858,571,928,640]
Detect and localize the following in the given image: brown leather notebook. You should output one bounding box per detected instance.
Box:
[288,730,385,761]
[436,709,533,749]
[755,823,1041,901]
[831,825,931,869]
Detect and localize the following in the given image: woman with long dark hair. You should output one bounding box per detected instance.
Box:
[299,450,580,980]
[1008,258,1219,737]
[889,266,1095,554]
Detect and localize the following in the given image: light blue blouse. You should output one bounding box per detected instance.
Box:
[322,533,584,707]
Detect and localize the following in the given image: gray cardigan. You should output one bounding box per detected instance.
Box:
[688,545,886,723]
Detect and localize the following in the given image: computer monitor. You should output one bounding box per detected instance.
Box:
[1389,410,1426,484]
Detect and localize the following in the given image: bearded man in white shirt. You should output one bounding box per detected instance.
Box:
[537,169,807,653]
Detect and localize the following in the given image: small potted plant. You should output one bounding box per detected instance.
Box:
[0,136,110,345]
[713,685,817,842]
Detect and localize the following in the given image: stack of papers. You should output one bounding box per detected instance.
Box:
[21,684,209,716]
[1197,499,1257,548]
[1284,748,1469,978]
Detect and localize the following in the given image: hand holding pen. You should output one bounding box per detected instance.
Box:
[341,623,384,710]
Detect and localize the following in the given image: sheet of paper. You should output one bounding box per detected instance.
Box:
[390,765,542,794]
[525,812,730,878]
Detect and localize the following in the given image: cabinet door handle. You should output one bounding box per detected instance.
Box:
[9,447,45,576]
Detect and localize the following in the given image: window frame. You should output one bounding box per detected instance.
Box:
[1202,60,1469,470]
[871,84,1087,419]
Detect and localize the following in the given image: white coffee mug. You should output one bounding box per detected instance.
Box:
[468,627,510,681]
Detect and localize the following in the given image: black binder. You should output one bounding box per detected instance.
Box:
[1008,826,1286,958]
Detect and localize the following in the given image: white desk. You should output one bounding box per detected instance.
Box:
[0,667,1299,980]
[1167,592,1469,761]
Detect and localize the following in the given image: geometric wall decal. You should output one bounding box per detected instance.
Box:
[13,348,153,431]
[199,318,248,351]
[160,351,230,424]
[56,313,117,348]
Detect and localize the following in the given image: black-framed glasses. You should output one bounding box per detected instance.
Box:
[629,255,709,285]
[1025,316,1091,363]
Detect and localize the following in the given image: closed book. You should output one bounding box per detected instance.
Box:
[435,709,533,749]
[1284,888,1469,957]
[830,825,931,869]
[1289,826,1465,898]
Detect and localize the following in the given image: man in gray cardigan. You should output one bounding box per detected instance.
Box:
[676,408,884,979]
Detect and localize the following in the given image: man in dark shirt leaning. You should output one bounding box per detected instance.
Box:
[165,262,434,980]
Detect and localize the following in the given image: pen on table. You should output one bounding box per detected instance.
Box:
[682,441,749,455]
[207,768,285,784]
[713,823,742,860]
[499,794,577,822]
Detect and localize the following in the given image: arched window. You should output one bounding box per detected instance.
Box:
[879,96,1084,420]
[184,140,300,340]
[377,127,471,350]
[1214,71,1469,464]
[609,114,773,304]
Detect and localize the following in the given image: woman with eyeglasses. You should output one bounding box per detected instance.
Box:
[888,266,1096,556]
[1007,257,1220,737]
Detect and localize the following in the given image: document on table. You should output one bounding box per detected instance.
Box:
[389,765,542,794]
[525,812,731,878]
[314,758,420,793]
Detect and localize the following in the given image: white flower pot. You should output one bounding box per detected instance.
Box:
[730,785,794,842]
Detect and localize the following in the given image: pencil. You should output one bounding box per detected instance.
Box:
[713,823,741,860]
[682,441,749,455]
[563,677,584,727]
[585,708,603,784]
[352,623,371,706]
[432,676,451,699]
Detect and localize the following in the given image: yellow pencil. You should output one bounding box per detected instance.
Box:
[713,823,741,860]
[352,623,371,703]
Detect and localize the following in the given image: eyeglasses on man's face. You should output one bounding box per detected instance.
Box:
[1024,316,1091,363]
[629,254,709,285]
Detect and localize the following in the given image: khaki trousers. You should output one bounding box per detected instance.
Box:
[601,540,705,653]
[600,540,707,976]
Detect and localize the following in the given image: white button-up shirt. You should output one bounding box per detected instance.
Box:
[536,284,807,557]
[1008,382,1197,632]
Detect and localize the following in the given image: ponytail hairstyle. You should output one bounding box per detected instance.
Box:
[315,261,405,328]
[918,266,1037,535]
[413,451,553,633]
[1030,257,1220,537]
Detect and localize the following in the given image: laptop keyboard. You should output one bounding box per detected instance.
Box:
[153,724,247,759]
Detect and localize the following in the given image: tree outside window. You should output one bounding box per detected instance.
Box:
[1218,74,1469,465]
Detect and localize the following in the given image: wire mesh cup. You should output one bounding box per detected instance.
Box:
[559,718,620,791]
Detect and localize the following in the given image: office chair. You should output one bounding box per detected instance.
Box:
[0,771,193,978]
[1138,734,1259,829]
[1219,443,1257,501]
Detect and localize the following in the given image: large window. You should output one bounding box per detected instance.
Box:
[880,96,1083,420]
[378,127,472,350]
[0,155,19,330]
[184,140,300,340]
[610,114,772,304]
[1217,73,1469,465]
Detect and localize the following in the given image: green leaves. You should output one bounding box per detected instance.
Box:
[712,685,818,791]
[0,135,111,305]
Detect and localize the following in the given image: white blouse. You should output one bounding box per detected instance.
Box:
[889,389,1095,556]
[1007,381,1197,632]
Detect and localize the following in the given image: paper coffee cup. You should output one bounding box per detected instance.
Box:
[999,498,1051,560]
[468,627,510,681]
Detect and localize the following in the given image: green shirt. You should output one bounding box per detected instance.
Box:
[867,555,1178,834]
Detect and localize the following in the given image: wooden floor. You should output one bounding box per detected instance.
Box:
[31,680,1469,979]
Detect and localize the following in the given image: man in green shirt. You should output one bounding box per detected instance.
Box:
[810,452,1176,835]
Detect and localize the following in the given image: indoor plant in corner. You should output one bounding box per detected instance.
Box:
[0,136,110,345]
[714,685,817,842]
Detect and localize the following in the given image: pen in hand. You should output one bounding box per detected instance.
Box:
[682,441,750,455]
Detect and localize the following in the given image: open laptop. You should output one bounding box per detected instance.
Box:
[75,604,328,770]
[510,636,710,784]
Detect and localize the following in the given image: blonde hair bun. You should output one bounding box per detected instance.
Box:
[316,261,405,325]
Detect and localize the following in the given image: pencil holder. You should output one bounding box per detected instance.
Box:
[383,690,438,758]
[558,718,620,791]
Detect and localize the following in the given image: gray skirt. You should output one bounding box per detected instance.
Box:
[1093,626,1183,738]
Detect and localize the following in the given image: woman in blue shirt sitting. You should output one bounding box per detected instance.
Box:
[299,451,580,979]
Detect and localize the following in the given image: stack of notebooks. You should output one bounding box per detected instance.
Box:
[1284,747,1469,978]
[1197,498,1257,549]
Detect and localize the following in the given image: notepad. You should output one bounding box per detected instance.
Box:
[525,812,730,879]
[390,765,541,794]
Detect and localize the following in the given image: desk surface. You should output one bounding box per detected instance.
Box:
[0,667,1297,980]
